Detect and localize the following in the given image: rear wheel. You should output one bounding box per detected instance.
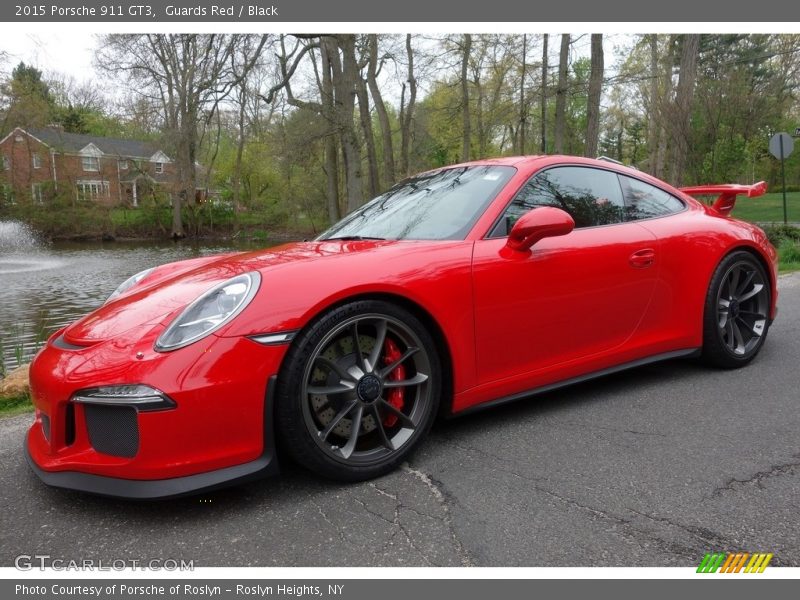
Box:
[702,251,771,368]
[276,300,440,481]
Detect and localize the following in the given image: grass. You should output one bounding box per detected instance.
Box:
[0,393,33,417]
[778,238,800,273]
[730,191,800,223]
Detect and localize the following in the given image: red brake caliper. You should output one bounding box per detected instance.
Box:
[382,338,406,427]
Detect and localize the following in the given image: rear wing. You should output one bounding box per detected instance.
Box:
[679,181,767,216]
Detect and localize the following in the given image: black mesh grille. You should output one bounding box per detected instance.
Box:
[41,414,50,442]
[84,405,139,458]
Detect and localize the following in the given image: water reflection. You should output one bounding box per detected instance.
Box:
[0,220,271,370]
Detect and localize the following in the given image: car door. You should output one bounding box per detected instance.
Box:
[472,165,659,385]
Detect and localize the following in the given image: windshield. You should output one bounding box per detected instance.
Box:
[318,165,516,241]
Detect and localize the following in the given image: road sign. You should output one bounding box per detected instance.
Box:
[770,132,794,160]
[769,132,794,224]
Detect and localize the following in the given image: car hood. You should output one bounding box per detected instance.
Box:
[61,240,405,345]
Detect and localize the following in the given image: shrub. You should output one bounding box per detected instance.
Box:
[762,224,800,247]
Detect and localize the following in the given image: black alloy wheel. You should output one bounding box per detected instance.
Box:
[276,300,441,481]
[702,251,771,368]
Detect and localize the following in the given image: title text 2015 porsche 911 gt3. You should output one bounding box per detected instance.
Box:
[24,156,778,499]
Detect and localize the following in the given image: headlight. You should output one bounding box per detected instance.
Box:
[106,267,155,303]
[155,272,261,352]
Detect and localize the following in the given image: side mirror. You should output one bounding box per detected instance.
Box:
[505,207,575,252]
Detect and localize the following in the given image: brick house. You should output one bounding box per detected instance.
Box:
[0,127,205,208]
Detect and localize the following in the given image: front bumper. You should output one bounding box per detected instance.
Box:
[25,323,288,499]
[24,429,278,500]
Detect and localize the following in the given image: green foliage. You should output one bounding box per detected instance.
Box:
[763,224,800,246]
[0,392,33,417]
[1,62,56,131]
[2,188,115,239]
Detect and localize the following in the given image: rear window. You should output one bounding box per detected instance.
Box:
[619,175,685,220]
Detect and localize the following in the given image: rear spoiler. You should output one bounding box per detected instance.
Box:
[679,181,767,216]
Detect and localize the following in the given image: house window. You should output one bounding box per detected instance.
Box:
[76,181,110,202]
[155,162,164,174]
[2,155,9,170]
[32,153,42,169]
[0,184,14,204]
[119,160,129,170]
[82,156,100,172]
[31,183,44,204]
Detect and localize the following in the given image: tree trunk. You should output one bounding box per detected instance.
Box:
[554,34,570,154]
[173,113,198,239]
[668,34,700,187]
[540,33,548,153]
[646,35,660,174]
[519,34,527,155]
[461,34,472,162]
[324,138,340,224]
[655,35,677,179]
[353,52,379,198]
[367,34,395,189]
[476,77,486,157]
[585,34,603,158]
[232,80,247,219]
[319,40,340,223]
[330,35,364,212]
[400,34,417,177]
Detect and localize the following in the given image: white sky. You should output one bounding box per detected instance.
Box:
[0,32,99,83]
[0,31,606,105]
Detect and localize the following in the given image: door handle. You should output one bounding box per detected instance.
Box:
[629,248,656,269]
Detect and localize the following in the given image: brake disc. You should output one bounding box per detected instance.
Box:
[310,335,378,437]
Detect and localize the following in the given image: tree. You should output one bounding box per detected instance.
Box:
[399,34,418,177]
[461,34,472,162]
[668,34,700,186]
[97,34,268,238]
[646,35,661,173]
[228,37,270,217]
[352,39,379,199]
[1,62,55,132]
[585,34,604,157]
[540,34,548,153]
[328,35,365,212]
[518,34,528,154]
[367,35,395,188]
[554,34,570,154]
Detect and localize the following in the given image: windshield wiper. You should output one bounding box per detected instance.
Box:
[322,236,387,241]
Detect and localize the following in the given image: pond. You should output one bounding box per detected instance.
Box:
[0,220,279,372]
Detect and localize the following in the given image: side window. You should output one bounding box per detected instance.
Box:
[620,175,684,220]
[491,166,625,236]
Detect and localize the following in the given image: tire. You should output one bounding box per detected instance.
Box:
[275,300,441,481]
[701,250,771,369]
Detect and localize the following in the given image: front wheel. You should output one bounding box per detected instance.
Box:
[276,300,441,481]
[702,251,771,368]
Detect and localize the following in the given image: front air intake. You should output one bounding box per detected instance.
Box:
[84,404,139,458]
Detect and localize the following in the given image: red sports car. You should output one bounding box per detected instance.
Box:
[25,156,778,499]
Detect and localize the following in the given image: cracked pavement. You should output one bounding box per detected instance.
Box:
[1,273,798,567]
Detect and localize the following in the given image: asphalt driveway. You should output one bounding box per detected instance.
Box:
[1,273,798,567]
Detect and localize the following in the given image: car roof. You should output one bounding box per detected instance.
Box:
[445,155,682,194]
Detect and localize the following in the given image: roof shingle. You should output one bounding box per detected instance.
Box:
[26,128,162,159]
